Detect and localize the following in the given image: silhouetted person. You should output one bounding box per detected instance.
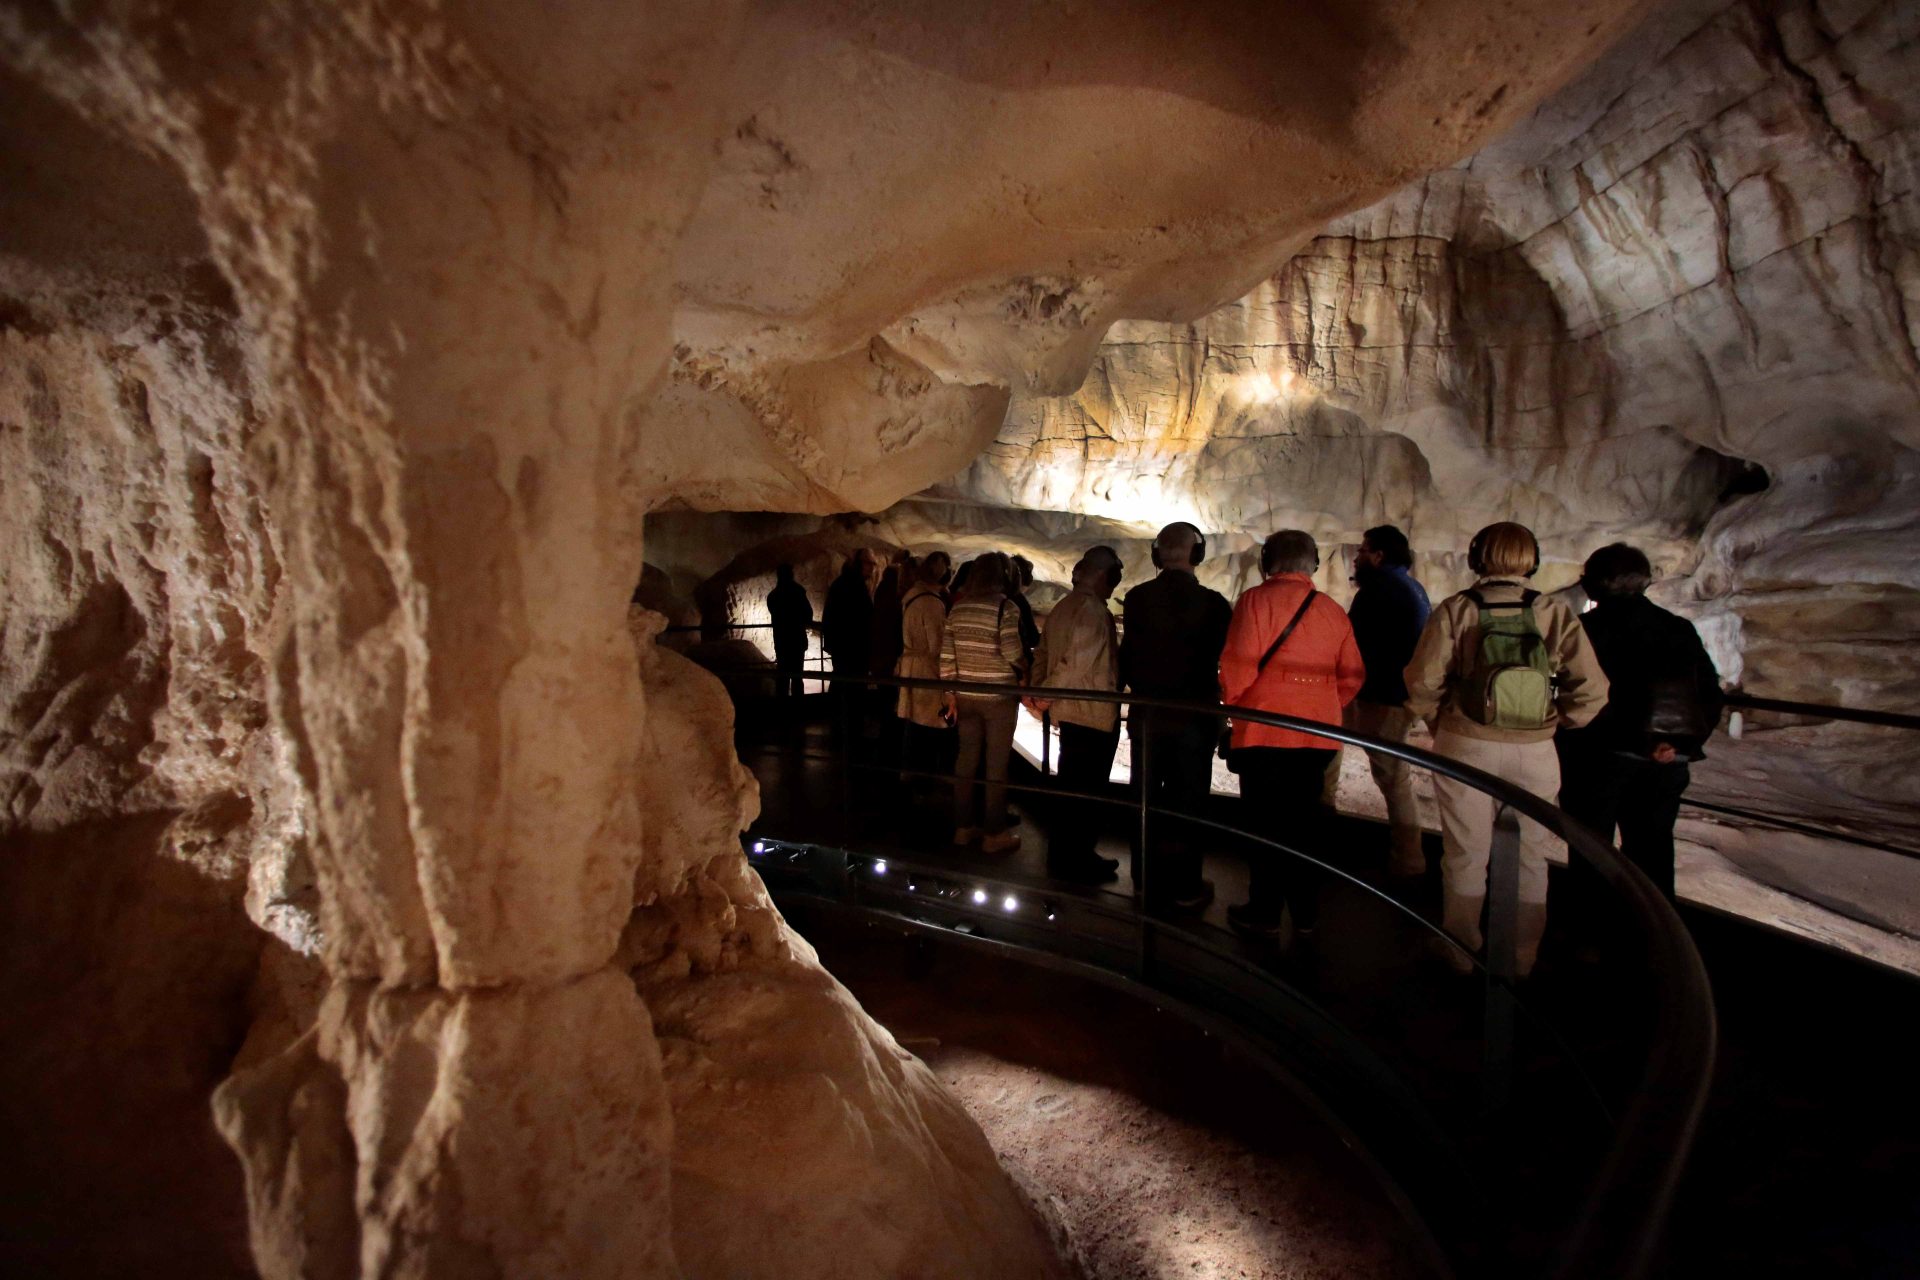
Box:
[868,552,911,743]
[1120,521,1232,911]
[1342,524,1432,876]
[767,564,813,698]
[941,552,1028,852]
[1008,554,1041,660]
[1222,531,1364,942]
[824,549,877,714]
[1557,542,1723,919]
[1029,546,1125,882]
[1405,522,1608,977]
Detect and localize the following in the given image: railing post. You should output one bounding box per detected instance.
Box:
[838,674,854,850]
[1041,707,1052,777]
[1483,802,1521,1116]
[1135,706,1152,979]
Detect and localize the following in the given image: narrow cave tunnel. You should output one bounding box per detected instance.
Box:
[4,2,1920,1279]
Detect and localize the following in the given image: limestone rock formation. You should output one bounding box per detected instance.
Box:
[4,0,1659,1273]
[641,0,1920,943]
[904,0,1920,830]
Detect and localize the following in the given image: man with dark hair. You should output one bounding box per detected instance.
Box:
[1120,521,1232,911]
[1008,554,1041,660]
[767,564,813,698]
[1343,524,1431,875]
[1557,542,1723,919]
[824,549,877,684]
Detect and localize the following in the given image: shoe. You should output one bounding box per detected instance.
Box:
[1166,878,1215,913]
[953,826,980,846]
[980,830,1022,854]
[1227,902,1285,939]
[1049,855,1120,884]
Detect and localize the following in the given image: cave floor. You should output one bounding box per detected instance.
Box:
[745,701,1920,1279]
[795,909,1434,1280]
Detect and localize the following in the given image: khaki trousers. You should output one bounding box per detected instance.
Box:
[1346,700,1424,874]
[1430,730,1560,976]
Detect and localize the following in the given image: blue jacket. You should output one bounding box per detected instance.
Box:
[1347,564,1430,705]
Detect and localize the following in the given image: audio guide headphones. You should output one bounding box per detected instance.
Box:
[1467,522,1541,578]
[1149,521,1207,569]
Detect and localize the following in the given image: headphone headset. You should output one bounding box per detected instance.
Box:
[1467,523,1540,578]
[1149,521,1207,570]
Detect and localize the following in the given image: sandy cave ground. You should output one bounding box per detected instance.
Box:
[803,912,1433,1280]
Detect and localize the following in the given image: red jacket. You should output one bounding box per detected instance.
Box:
[1220,573,1365,751]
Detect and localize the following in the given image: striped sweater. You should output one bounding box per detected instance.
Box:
[940,596,1027,693]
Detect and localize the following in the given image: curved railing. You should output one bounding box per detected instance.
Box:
[723,663,1717,1280]
[673,621,1920,860]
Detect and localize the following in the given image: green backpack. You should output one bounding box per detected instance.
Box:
[1459,589,1555,730]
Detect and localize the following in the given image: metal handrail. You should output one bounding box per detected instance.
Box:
[746,669,1714,1280]
[1722,690,1920,732]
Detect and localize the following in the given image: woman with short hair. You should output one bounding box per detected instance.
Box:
[1404,522,1609,976]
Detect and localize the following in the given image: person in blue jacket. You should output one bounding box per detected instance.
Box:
[1342,525,1432,875]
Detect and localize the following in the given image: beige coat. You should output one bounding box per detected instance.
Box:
[1404,578,1609,743]
[895,582,949,728]
[1030,588,1120,732]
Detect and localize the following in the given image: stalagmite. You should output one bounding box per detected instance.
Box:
[16,0,1811,1274]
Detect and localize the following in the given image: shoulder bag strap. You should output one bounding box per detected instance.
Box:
[1256,589,1318,674]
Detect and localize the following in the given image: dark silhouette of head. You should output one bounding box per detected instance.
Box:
[1361,524,1413,570]
[1580,542,1654,601]
[1151,521,1205,571]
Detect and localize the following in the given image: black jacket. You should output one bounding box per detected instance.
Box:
[767,581,813,654]
[1347,564,1431,705]
[1119,570,1233,705]
[823,569,873,668]
[1560,595,1724,760]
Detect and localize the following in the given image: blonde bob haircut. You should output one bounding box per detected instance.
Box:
[1468,522,1540,578]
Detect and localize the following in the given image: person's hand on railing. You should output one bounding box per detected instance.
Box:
[1025,696,1053,715]
[1650,740,1678,764]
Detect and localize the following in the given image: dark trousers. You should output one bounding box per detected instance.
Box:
[1558,745,1690,907]
[830,655,867,744]
[774,647,805,698]
[1051,722,1120,867]
[1130,708,1218,899]
[953,697,1018,833]
[1234,747,1337,928]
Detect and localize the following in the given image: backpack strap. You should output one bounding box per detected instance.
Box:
[1466,586,1533,613]
[1256,589,1317,675]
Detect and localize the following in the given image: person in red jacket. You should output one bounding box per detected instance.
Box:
[1221,530,1366,941]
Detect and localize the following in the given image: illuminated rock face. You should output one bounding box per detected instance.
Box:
[909,0,1920,822]
[1,0,1646,1275]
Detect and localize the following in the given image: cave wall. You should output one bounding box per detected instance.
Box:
[0,0,1652,1275]
[933,0,1920,679]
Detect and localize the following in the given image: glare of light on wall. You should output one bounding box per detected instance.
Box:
[972,888,989,905]
[872,859,888,876]
[1240,369,1297,405]
[1002,895,1019,912]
